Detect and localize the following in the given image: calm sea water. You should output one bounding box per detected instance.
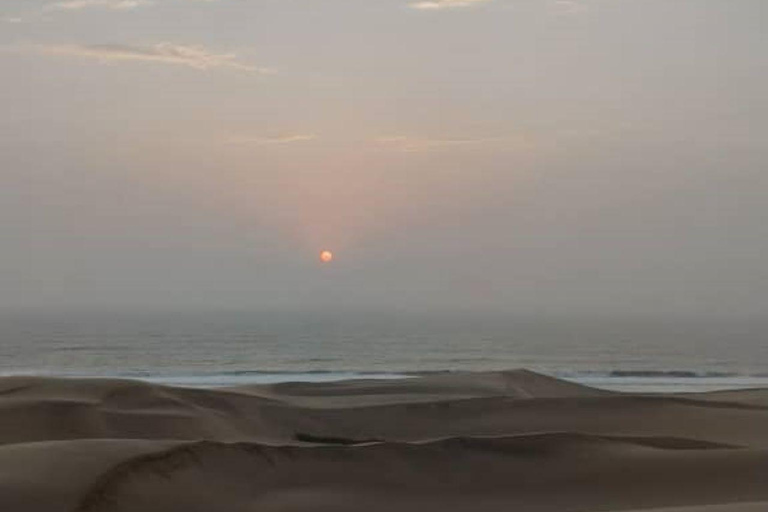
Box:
[1,310,767,392]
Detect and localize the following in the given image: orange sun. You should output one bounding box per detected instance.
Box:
[319,250,333,263]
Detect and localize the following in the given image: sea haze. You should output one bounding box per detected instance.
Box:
[1,309,766,392]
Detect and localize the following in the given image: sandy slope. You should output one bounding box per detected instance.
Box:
[0,370,766,511]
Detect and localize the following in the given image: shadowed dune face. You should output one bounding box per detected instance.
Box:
[2,435,766,512]
[0,371,767,511]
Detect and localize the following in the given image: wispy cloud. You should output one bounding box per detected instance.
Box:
[37,43,274,73]
[408,0,493,11]
[45,0,152,11]
[2,16,24,23]
[549,0,588,16]
[224,134,317,146]
[374,135,529,152]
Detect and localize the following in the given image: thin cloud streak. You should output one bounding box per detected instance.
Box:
[37,43,274,73]
[374,135,530,152]
[224,134,317,146]
[46,0,152,11]
[550,0,588,16]
[408,0,493,11]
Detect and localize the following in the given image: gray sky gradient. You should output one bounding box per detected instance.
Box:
[1,0,766,315]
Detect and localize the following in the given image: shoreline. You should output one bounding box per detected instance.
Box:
[3,368,768,393]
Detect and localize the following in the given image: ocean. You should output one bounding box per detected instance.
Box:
[1,309,767,393]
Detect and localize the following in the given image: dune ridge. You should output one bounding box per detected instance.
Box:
[1,370,767,511]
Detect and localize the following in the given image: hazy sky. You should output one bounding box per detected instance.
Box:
[1,0,766,315]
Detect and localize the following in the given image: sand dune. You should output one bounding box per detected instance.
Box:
[0,370,767,511]
[619,505,768,512]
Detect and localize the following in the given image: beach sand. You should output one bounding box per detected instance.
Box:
[0,370,766,511]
